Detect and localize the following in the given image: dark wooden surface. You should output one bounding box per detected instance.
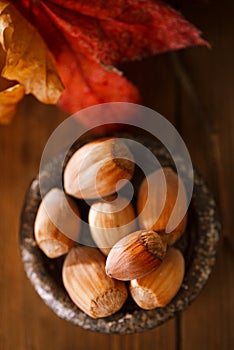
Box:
[0,0,233,348]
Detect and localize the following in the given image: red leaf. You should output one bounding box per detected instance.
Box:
[11,0,207,114]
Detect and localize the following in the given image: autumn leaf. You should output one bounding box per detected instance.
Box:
[12,0,207,115]
[0,83,25,124]
[0,0,63,124]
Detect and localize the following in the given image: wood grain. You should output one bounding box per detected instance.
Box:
[181,241,234,350]
[175,0,234,348]
[178,0,234,243]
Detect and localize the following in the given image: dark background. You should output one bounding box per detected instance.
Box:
[0,0,233,348]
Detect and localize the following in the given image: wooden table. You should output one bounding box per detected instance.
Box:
[0,0,233,348]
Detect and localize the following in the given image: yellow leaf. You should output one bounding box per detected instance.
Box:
[0,83,25,124]
[0,1,9,13]
[0,1,64,124]
[0,1,13,51]
[0,37,24,124]
[0,0,63,119]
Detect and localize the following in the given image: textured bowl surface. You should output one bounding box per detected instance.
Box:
[20,133,220,334]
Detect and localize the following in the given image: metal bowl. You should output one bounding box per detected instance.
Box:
[19,133,220,334]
